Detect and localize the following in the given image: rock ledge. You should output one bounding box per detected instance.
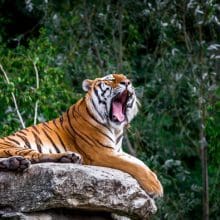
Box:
[0,163,157,219]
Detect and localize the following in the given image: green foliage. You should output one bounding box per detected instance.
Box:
[0,0,219,219]
[0,30,80,136]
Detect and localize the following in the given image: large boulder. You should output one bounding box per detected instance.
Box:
[0,163,157,219]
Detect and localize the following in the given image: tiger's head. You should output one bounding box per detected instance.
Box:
[82,74,139,129]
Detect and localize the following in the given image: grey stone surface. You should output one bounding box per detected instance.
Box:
[0,163,157,219]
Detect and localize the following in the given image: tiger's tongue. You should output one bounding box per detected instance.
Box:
[112,101,125,122]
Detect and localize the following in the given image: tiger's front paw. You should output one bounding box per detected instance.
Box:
[144,171,163,198]
[59,152,83,164]
[148,180,163,198]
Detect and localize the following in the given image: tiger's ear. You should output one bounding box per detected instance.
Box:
[82,79,93,92]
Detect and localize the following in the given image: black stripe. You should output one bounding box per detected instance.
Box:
[20,149,35,156]
[16,134,32,149]
[59,115,66,131]
[65,101,113,149]
[42,128,60,153]
[32,126,40,134]
[15,149,26,154]
[65,108,76,136]
[73,107,114,143]
[71,109,113,149]
[32,131,43,153]
[66,110,94,147]
[96,138,114,149]
[74,140,93,164]
[85,105,102,124]
[53,119,59,130]
[85,106,112,134]
[54,130,67,151]
[65,126,75,139]
[98,83,104,92]
[98,83,109,97]
[6,137,21,146]
[15,149,33,156]
[116,134,123,144]
[85,93,109,124]
[94,88,106,105]
[65,125,93,148]
[18,130,27,136]
[60,115,64,125]
[127,98,135,108]
[66,108,73,126]
[43,122,53,131]
[69,125,95,147]
[92,99,104,120]
[4,150,12,156]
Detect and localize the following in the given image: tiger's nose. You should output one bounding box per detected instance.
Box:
[120,79,131,86]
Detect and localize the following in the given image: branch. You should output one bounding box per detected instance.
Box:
[117,2,123,72]
[198,23,209,220]
[181,1,193,53]
[84,4,103,71]
[182,14,192,53]
[0,64,26,128]
[33,61,39,125]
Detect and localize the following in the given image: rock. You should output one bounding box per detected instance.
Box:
[0,163,157,219]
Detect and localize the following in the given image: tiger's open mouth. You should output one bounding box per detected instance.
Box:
[110,90,129,123]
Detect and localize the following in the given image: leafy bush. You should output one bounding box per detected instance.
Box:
[0,30,81,136]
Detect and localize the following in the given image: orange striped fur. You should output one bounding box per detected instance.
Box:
[0,74,163,197]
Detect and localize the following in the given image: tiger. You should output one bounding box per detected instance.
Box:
[0,73,163,197]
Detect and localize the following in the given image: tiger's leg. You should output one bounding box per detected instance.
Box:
[0,144,82,170]
[91,149,163,197]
